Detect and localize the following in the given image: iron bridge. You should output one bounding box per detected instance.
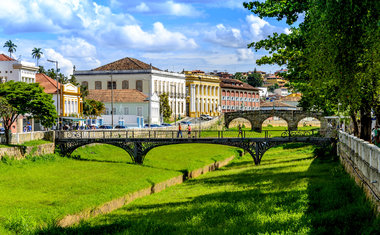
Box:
[55,130,333,165]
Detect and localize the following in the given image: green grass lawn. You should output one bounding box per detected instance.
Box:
[0,144,239,234]
[42,143,379,234]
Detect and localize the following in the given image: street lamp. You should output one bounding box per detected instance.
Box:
[47,59,59,129]
[171,84,177,126]
[110,72,114,128]
[198,76,202,132]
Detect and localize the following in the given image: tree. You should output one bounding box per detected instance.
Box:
[0,81,57,144]
[247,73,263,87]
[159,93,172,122]
[233,72,247,82]
[3,40,17,58]
[83,99,105,119]
[244,0,379,141]
[32,48,43,66]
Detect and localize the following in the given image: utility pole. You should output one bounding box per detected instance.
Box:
[110,73,114,128]
[47,59,59,130]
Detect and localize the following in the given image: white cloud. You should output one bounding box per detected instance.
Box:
[44,49,74,76]
[246,15,274,41]
[135,2,150,12]
[164,0,199,16]
[118,22,198,51]
[236,48,254,61]
[284,28,292,35]
[205,24,244,48]
[58,37,97,58]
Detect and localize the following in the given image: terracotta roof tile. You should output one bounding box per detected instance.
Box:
[36,73,61,94]
[0,54,16,61]
[260,100,295,107]
[87,89,148,103]
[93,57,160,71]
[220,78,259,91]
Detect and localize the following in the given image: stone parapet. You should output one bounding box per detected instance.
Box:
[0,143,55,159]
[337,131,380,214]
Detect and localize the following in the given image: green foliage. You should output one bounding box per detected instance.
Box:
[247,72,263,87]
[45,143,379,234]
[83,99,105,118]
[0,144,238,234]
[159,92,172,120]
[3,40,17,57]
[0,81,57,144]
[233,72,247,82]
[31,47,43,66]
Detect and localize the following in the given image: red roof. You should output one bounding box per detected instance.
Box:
[0,54,15,61]
[36,73,61,94]
[93,57,160,71]
[87,89,148,103]
[220,78,259,91]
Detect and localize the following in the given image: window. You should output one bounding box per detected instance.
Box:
[95,81,102,90]
[81,81,88,88]
[112,107,116,115]
[107,81,116,89]
[105,108,110,115]
[124,107,129,115]
[122,80,129,89]
[137,106,143,116]
[136,80,143,92]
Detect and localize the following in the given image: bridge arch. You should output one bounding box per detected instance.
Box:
[226,117,253,129]
[224,110,328,133]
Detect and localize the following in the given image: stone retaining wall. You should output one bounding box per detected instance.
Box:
[0,131,55,145]
[58,155,234,227]
[337,131,380,213]
[0,143,55,159]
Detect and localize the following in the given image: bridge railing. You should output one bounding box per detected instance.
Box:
[56,129,320,140]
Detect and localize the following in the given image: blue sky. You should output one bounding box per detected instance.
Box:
[0,0,293,76]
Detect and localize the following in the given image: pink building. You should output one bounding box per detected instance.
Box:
[220,78,260,113]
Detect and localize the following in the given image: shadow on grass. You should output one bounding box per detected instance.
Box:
[36,143,379,234]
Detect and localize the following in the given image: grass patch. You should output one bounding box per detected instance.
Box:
[21,140,52,147]
[0,144,238,234]
[42,143,379,234]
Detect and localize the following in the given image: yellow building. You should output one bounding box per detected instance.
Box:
[185,71,221,117]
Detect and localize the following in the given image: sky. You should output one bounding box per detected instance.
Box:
[0,0,294,76]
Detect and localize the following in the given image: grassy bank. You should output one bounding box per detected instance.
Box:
[43,143,379,234]
[0,144,239,234]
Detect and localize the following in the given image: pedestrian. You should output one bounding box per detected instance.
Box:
[187,124,191,138]
[238,124,242,138]
[177,123,183,138]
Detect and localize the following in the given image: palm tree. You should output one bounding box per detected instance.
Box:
[32,48,43,66]
[3,40,17,58]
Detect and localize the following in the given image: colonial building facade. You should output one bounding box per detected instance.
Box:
[36,73,83,127]
[220,78,260,112]
[185,71,221,117]
[74,57,185,124]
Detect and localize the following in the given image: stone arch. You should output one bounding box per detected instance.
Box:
[260,116,289,129]
[57,140,135,162]
[293,112,327,132]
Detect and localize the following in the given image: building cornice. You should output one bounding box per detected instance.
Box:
[74,69,185,79]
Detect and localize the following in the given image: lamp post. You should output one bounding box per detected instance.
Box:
[110,73,114,128]
[47,59,59,130]
[198,76,202,131]
[171,84,177,126]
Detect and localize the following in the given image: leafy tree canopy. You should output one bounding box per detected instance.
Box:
[159,93,172,122]
[247,72,263,87]
[0,81,57,144]
[83,99,105,119]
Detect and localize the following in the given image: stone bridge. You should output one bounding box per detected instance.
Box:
[55,130,332,165]
[224,110,328,133]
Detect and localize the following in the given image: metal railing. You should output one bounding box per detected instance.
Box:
[56,129,320,140]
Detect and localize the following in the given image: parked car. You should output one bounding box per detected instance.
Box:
[180,121,192,125]
[99,125,113,129]
[0,127,4,134]
[161,123,172,127]
[144,124,162,128]
[200,114,213,120]
[114,125,128,129]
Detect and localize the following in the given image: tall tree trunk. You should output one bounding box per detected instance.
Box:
[350,112,359,136]
[359,104,372,141]
[4,128,10,145]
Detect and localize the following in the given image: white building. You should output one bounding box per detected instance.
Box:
[87,89,159,127]
[257,87,268,99]
[74,57,186,124]
[0,54,38,84]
